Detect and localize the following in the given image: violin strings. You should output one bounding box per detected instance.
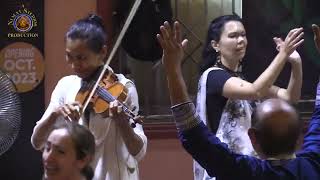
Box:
[96,85,135,119]
[96,86,115,102]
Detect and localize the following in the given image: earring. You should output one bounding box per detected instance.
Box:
[238,60,243,72]
[217,54,221,62]
[215,54,221,66]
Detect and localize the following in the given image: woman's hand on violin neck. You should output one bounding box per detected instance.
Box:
[157,21,188,72]
[108,101,130,125]
[108,100,144,155]
[55,102,82,122]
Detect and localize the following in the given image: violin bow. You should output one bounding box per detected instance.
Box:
[80,0,142,122]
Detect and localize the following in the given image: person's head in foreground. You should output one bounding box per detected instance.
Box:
[42,121,95,180]
[248,98,303,159]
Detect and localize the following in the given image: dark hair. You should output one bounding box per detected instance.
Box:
[53,121,95,180]
[200,14,243,73]
[66,14,107,53]
[251,105,302,157]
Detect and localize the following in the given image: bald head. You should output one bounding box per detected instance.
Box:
[252,99,299,130]
[250,99,302,157]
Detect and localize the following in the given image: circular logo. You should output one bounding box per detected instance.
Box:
[0,42,45,93]
[13,14,33,32]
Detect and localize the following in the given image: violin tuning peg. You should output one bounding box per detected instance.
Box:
[129,118,137,128]
[130,122,136,128]
[134,115,144,124]
[132,106,137,112]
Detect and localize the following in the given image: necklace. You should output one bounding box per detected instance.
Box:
[215,60,243,78]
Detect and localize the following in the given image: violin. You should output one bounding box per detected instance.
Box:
[75,69,142,128]
[73,0,143,128]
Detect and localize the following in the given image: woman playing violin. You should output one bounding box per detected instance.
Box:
[31,14,147,180]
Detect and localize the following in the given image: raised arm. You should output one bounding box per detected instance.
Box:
[156,21,189,105]
[268,37,303,103]
[222,28,304,101]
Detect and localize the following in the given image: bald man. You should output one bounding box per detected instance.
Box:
[157,21,320,179]
[248,99,302,160]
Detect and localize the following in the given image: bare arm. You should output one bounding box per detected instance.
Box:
[269,59,302,103]
[113,113,144,156]
[222,28,304,100]
[31,111,59,150]
[267,37,303,103]
[110,83,146,157]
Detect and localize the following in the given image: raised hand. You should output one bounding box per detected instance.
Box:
[273,37,301,64]
[312,24,320,53]
[156,21,188,70]
[278,28,304,57]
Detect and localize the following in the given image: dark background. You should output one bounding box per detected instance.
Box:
[0,0,44,179]
[243,0,320,99]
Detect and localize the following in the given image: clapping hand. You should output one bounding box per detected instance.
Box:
[274,28,304,59]
[273,37,301,64]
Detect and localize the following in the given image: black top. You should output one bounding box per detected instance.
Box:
[206,69,232,133]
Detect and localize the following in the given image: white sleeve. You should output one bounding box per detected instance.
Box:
[125,81,148,161]
[31,78,67,149]
[35,78,66,125]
